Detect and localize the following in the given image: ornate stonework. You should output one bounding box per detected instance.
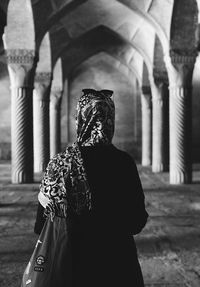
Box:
[165,51,194,184]
[34,72,52,105]
[6,49,37,88]
[170,50,197,65]
[50,88,63,109]
[165,52,197,88]
[11,87,33,183]
[169,86,192,184]
[34,72,52,83]
[6,49,35,65]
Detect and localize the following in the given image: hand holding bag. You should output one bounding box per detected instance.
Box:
[21,142,91,287]
[21,215,72,287]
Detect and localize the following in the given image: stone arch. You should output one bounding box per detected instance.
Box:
[54,26,144,155]
[142,61,150,88]
[31,0,161,75]
[66,49,141,86]
[153,34,168,84]
[117,0,169,54]
[54,25,146,84]
[36,0,168,59]
[36,0,87,45]
[4,0,35,50]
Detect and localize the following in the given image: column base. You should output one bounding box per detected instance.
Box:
[12,170,33,184]
[152,163,164,173]
[142,158,151,166]
[170,170,192,184]
[34,162,47,173]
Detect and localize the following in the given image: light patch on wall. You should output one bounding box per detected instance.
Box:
[189,202,200,210]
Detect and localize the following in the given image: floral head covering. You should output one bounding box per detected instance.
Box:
[76,89,115,146]
[38,89,115,218]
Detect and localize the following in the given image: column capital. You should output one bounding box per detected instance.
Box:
[164,51,197,87]
[141,92,152,110]
[5,49,37,88]
[169,50,197,66]
[35,72,52,83]
[151,81,167,106]
[6,49,36,65]
[34,72,52,102]
[153,78,168,89]
[153,70,168,87]
[50,88,63,109]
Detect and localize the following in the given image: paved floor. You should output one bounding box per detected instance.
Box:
[0,162,200,287]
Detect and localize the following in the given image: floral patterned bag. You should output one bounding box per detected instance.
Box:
[21,215,72,287]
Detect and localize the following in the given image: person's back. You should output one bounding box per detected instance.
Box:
[79,145,147,233]
[35,89,148,287]
[72,144,148,286]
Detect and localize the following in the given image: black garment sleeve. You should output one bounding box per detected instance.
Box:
[124,157,149,235]
[34,202,46,235]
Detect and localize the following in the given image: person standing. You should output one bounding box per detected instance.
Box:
[35,88,148,286]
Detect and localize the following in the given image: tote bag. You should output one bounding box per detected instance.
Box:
[21,215,72,287]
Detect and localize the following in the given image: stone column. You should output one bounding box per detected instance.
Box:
[33,72,52,172]
[6,49,37,183]
[141,86,152,166]
[165,52,196,184]
[151,80,169,173]
[50,88,62,158]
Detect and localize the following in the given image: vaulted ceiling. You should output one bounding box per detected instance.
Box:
[0,0,199,86]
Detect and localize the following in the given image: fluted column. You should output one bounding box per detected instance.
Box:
[165,52,196,184]
[33,72,52,172]
[141,86,152,166]
[6,49,36,183]
[151,81,168,173]
[50,88,62,158]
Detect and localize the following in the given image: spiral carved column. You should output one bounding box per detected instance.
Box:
[141,87,152,166]
[169,86,192,183]
[50,89,62,158]
[33,72,52,172]
[6,49,36,183]
[151,81,168,173]
[165,53,196,184]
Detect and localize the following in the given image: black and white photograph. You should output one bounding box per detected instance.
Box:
[0,0,200,286]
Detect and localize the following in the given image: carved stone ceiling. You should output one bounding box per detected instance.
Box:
[0,0,195,85]
[0,0,165,59]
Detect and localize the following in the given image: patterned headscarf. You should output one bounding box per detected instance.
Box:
[76,89,115,146]
[38,89,115,218]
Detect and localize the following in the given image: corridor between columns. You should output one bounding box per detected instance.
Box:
[1,0,200,186]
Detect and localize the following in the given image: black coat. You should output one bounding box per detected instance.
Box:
[35,144,148,287]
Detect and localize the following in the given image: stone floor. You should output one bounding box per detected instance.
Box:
[0,162,200,287]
